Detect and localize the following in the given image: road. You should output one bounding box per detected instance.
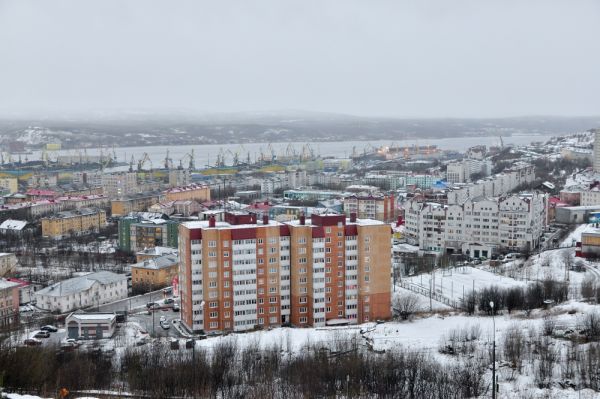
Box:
[129,308,181,338]
[98,288,172,313]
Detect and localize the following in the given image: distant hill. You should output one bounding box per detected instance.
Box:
[0,112,598,149]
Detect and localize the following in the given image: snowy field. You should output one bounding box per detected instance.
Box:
[402,266,526,303]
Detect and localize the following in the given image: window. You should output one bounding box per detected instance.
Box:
[209,311,218,318]
[209,301,218,308]
[208,240,217,247]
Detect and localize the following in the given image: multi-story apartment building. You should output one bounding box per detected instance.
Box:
[118,214,179,252]
[0,253,17,277]
[446,159,492,184]
[178,212,391,334]
[57,194,111,210]
[343,194,396,222]
[111,192,165,217]
[131,254,179,294]
[580,187,600,206]
[27,173,58,189]
[168,169,191,188]
[404,192,547,256]
[164,183,210,202]
[72,171,103,188]
[35,271,127,313]
[102,172,138,198]
[0,177,18,194]
[0,279,19,327]
[446,163,535,205]
[41,208,107,239]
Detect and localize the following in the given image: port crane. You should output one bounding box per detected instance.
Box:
[179,149,195,170]
[164,149,173,169]
[137,152,153,172]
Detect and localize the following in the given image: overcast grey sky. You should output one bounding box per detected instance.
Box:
[0,0,599,118]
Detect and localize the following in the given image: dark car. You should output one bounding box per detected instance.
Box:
[40,325,58,332]
[172,302,180,312]
[34,331,50,339]
[146,302,159,309]
[24,338,42,346]
[164,298,175,305]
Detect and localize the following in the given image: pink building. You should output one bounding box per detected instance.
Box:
[0,279,19,327]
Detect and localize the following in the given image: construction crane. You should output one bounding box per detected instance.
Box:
[137,152,153,171]
[129,155,135,172]
[267,143,276,162]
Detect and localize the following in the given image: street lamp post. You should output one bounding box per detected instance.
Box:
[490,300,496,399]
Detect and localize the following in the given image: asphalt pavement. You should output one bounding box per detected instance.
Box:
[98,288,172,313]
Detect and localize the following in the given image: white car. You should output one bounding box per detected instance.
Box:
[160,316,167,323]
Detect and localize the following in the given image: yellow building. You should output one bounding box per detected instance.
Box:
[41,208,106,239]
[131,254,179,294]
[164,183,210,202]
[0,177,18,194]
[111,192,164,217]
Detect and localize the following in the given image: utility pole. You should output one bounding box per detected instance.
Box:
[491,301,496,399]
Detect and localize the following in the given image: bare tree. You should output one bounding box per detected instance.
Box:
[393,293,421,320]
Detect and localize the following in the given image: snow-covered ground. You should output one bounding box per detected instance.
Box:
[392,286,452,311]
[403,266,526,303]
[562,223,597,246]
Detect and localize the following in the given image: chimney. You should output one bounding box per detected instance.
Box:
[299,212,306,225]
[262,214,269,225]
[350,212,357,223]
[208,215,216,228]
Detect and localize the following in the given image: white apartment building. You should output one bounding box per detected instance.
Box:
[581,187,600,206]
[404,192,547,256]
[446,159,492,184]
[594,129,600,173]
[72,171,103,187]
[446,163,535,204]
[34,271,127,313]
[101,172,139,198]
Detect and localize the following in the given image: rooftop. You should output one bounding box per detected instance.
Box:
[132,255,179,270]
[0,219,27,231]
[36,271,126,297]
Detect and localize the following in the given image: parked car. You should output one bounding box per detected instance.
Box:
[60,338,79,349]
[160,321,171,330]
[164,298,175,305]
[24,338,42,346]
[33,331,50,339]
[160,315,167,323]
[40,325,58,332]
[146,302,158,309]
[172,303,180,312]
